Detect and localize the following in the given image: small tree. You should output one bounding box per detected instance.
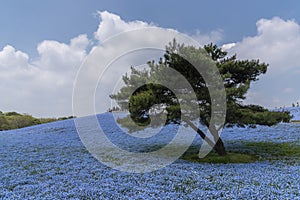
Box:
[110,41,291,156]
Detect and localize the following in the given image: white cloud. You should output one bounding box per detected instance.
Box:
[221,43,236,51]
[225,17,300,108]
[3,11,300,117]
[94,11,223,44]
[36,34,89,72]
[0,35,90,117]
[0,45,30,69]
[94,11,152,42]
[76,12,210,116]
[71,34,90,50]
[229,17,300,73]
[191,30,223,45]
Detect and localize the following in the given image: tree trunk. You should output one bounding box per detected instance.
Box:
[209,124,227,156]
[184,118,227,156]
[184,119,215,147]
[213,138,227,156]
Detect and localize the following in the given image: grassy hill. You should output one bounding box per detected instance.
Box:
[0,111,75,131]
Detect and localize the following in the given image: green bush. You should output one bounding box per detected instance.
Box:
[0,111,75,131]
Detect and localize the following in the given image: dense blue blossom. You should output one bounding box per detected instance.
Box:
[0,113,299,199]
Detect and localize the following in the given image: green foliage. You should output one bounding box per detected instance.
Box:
[0,111,76,131]
[5,111,22,116]
[226,104,291,127]
[182,151,258,164]
[181,141,300,163]
[110,40,292,156]
[57,116,76,121]
[0,112,37,130]
[243,141,300,160]
[111,40,291,129]
[0,116,9,130]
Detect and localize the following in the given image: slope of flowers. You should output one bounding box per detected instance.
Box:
[0,113,299,199]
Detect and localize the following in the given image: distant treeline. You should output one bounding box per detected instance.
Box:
[0,111,75,131]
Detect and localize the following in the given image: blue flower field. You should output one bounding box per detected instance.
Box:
[0,113,299,199]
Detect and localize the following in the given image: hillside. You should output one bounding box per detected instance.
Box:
[0,111,75,131]
[0,113,299,199]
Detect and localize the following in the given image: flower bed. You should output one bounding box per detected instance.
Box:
[0,113,299,199]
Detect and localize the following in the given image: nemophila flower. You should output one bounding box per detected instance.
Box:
[0,113,299,199]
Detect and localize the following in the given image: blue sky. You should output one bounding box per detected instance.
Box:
[2,1,300,55]
[1,1,300,117]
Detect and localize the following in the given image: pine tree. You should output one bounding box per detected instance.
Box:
[110,40,291,156]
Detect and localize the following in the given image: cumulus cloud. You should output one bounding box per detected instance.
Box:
[0,35,89,117]
[4,11,185,117]
[227,17,300,72]
[75,12,210,116]
[36,34,89,72]
[224,17,300,108]
[94,11,152,42]
[0,45,30,69]
[0,11,270,116]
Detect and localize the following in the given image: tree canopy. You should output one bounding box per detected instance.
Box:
[110,40,291,156]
